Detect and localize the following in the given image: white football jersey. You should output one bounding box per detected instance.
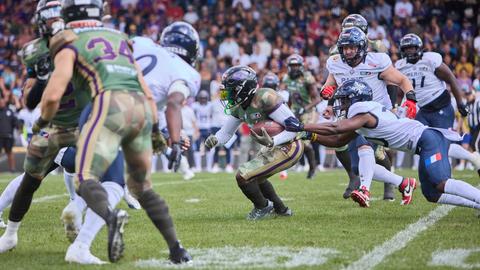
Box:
[192,102,213,130]
[348,101,426,153]
[131,36,201,111]
[395,52,446,107]
[17,108,40,134]
[211,99,228,128]
[327,53,392,109]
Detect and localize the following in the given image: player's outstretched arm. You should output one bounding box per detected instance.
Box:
[206,115,242,150]
[435,63,468,116]
[302,114,370,135]
[309,131,357,148]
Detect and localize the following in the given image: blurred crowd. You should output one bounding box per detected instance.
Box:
[1,0,480,173]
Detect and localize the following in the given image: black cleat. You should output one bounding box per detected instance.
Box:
[275,207,293,217]
[306,168,316,179]
[383,183,395,201]
[169,242,192,264]
[343,176,360,199]
[107,209,129,263]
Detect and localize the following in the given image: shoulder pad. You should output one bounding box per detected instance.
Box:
[304,71,316,84]
[19,38,45,63]
[256,88,283,113]
[49,30,78,57]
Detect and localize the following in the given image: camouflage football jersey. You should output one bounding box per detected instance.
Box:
[229,88,304,181]
[50,26,152,182]
[19,37,89,128]
[282,71,316,113]
[329,39,388,56]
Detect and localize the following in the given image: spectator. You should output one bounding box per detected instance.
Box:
[455,56,474,77]
[375,0,392,25]
[183,5,199,25]
[472,71,480,95]
[457,68,473,92]
[250,44,268,71]
[442,18,460,43]
[0,90,17,173]
[218,35,240,59]
[368,19,386,41]
[255,33,272,58]
[394,0,413,19]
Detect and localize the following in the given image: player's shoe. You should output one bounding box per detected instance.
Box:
[61,200,83,243]
[246,200,274,221]
[210,165,220,173]
[182,170,195,180]
[306,167,316,179]
[383,183,395,201]
[399,177,416,205]
[350,188,370,208]
[471,152,480,177]
[275,207,293,217]
[107,209,128,263]
[225,164,234,173]
[0,232,17,253]
[124,186,141,210]
[343,176,360,199]
[169,241,192,264]
[317,164,326,172]
[65,242,107,265]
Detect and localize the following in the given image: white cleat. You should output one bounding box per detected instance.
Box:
[0,233,17,253]
[65,242,108,265]
[182,170,195,180]
[225,165,234,173]
[124,186,141,210]
[61,201,83,243]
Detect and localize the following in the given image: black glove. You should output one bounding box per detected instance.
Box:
[284,116,304,132]
[168,143,182,172]
[457,103,469,117]
[32,117,49,134]
[34,55,52,80]
[151,122,167,153]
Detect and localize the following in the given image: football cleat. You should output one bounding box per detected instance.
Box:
[350,188,370,208]
[65,242,107,265]
[107,209,129,263]
[0,232,17,253]
[383,183,395,201]
[182,170,195,180]
[169,241,192,264]
[306,167,316,179]
[246,200,274,221]
[343,176,360,199]
[61,200,83,243]
[275,207,293,217]
[123,186,141,210]
[399,177,417,205]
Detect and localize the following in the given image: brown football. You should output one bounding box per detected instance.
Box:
[251,120,285,137]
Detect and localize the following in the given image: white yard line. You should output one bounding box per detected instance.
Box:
[152,178,220,186]
[32,194,68,203]
[343,204,455,270]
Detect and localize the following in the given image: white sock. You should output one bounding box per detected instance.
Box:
[160,154,169,172]
[0,173,24,212]
[358,147,375,190]
[444,179,480,204]
[63,169,76,201]
[194,152,202,171]
[448,144,473,161]
[395,151,405,168]
[178,156,190,174]
[373,164,403,186]
[437,193,480,209]
[151,154,158,173]
[72,195,87,213]
[319,145,326,166]
[206,149,215,171]
[5,221,20,236]
[74,182,124,248]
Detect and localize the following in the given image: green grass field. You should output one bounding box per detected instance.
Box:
[0,169,479,270]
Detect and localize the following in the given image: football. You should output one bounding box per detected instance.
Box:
[251,120,285,137]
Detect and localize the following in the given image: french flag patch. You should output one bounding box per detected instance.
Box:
[425,153,442,167]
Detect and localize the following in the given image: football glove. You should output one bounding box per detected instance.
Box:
[250,127,274,147]
[320,85,336,100]
[167,143,182,172]
[204,135,218,151]
[457,103,469,117]
[32,117,49,134]
[296,131,317,141]
[401,90,417,119]
[151,123,167,153]
[284,116,304,132]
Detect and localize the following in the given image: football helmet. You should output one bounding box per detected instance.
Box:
[62,0,103,24]
[160,22,200,66]
[35,0,63,37]
[341,14,368,34]
[337,27,368,67]
[262,72,279,90]
[286,54,304,80]
[400,33,423,64]
[220,65,258,110]
[333,80,373,118]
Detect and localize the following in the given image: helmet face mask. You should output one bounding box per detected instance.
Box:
[337,27,368,67]
[333,96,351,119]
[400,34,423,64]
[35,0,63,37]
[160,22,200,66]
[220,66,258,110]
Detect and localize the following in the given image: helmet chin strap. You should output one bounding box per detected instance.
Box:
[66,19,103,28]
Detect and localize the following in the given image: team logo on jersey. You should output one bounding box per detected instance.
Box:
[250,112,262,120]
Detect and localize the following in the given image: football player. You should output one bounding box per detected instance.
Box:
[396,33,480,174]
[319,27,417,207]
[286,80,480,212]
[205,66,302,220]
[282,54,319,179]
[328,14,396,200]
[191,90,214,172]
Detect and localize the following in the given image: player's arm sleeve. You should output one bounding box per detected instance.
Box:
[215,115,242,145]
[167,79,191,99]
[26,78,47,110]
[377,53,392,72]
[268,103,298,146]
